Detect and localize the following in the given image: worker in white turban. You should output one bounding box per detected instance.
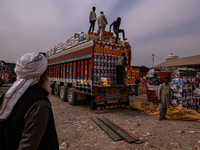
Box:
[0,52,47,120]
[0,52,59,150]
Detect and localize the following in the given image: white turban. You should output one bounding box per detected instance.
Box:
[0,52,47,120]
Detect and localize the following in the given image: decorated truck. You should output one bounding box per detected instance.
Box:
[46,31,134,110]
[146,68,172,85]
[0,61,12,86]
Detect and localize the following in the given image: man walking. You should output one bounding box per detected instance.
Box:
[109,17,127,43]
[89,6,97,32]
[98,11,108,41]
[0,52,59,150]
[134,77,140,96]
[158,77,171,120]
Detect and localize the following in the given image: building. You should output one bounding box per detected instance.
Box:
[153,55,200,72]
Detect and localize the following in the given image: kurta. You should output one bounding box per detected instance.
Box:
[158,83,171,109]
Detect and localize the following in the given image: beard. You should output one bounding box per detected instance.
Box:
[40,76,51,93]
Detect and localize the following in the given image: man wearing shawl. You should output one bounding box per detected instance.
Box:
[97,11,108,41]
[158,77,171,121]
[0,52,59,150]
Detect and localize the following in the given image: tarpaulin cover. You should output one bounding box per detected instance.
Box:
[127,101,200,122]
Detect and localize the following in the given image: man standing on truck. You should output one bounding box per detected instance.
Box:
[116,53,127,85]
[0,52,59,150]
[89,6,97,32]
[109,17,127,43]
[158,77,171,121]
[98,11,108,41]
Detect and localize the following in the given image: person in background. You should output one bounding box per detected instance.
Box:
[134,77,140,96]
[109,17,127,43]
[98,11,108,41]
[116,53,127,85]
[158,77,171,121]
[0,52,59,150]
[89,6,97,32]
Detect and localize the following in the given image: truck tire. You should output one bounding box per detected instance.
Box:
[60,85,68,101]
[54,83,60,97]
[154,80,159,85]
[90,96,96,110]
[67,88,77,105]
[51,83,55,95]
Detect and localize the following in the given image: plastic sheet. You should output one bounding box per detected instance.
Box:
[127,100,200,122]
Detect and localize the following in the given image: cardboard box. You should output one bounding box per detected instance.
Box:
[173,93,184,100]
[101,77,111,86]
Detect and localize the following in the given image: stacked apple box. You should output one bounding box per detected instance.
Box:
[93,41,130,86]
[147,88,159,103]
[194,88,200,113]
[170,77,198,111]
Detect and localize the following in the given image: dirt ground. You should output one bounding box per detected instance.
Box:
[1,85,200,150]
[50,94,200,150]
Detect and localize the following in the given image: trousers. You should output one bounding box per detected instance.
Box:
[89,20,96,31]
[114,29,125,43]
[159,108,167,119]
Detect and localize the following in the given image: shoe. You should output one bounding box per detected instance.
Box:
[163,117,168,120]
[124,38,128,41]
[159,117,167,121]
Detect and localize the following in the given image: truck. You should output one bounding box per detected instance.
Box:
[0,61,12,86]
[46,31,133,110]
[146,68,172,85]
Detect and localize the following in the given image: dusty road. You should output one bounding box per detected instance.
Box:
[1,86,200,150]
[50,94,200,150]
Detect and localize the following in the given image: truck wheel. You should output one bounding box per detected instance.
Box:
[90,96,96,110]
[51,83,55,95]
[67,88,77,105]
[60,85,68,101]
[54,83,60,97]
[154,80,159,85]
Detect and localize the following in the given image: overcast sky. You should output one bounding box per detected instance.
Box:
[0,0,200,68]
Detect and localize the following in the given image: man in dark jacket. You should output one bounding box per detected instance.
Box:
[116,53,127,85]
[0,52,59,150]
[134,77,140,96]
[109,17,127,43]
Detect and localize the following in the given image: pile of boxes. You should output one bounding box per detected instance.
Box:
[124,67,136,86]
[170,76,200,112]
[46,31,130,57]
[147,88,159,103]
[92,42,131,86]
[147,68,200,112]
[194,88,200,113]
[46,32,87,57]
[86,31,129,46]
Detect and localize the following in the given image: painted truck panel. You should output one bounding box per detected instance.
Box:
[47,39,132,109]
